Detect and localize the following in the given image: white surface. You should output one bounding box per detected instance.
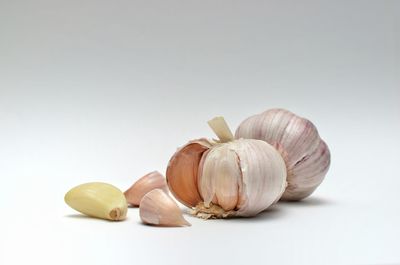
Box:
[1,1,399,264]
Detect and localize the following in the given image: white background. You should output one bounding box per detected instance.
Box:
[0,1,399,264]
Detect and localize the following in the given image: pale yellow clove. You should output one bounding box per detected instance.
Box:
[124,171,168,206]
[65,182,127,221]
[139,189,191,227]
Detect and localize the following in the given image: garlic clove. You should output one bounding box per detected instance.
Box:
[197,139,287,217]
[233,139,287,216]
[198,145,240,211]
[65,182,127,221]
[124,171,168,206]
[166,139,212,208]
[139,189,191,227]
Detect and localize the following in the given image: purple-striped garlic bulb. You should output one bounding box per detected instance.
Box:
[166,117,287,218]
[235,108,331,201]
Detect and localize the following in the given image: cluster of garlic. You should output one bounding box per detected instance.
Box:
[65,171,191,226]
[64,108,330,226]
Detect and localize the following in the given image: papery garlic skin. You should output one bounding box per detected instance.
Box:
[139,189,191,227]
[124,171,168,206]
[199,139,287,217]
[166,139,212,208]
[235,108,331,201]
[167,138,287,218]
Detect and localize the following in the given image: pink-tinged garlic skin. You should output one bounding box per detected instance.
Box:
[235,108,331,201]
[139,189,191,227]
[233,139,287,215]
[198,139,287,216]
[166,138,287,217]
[197,145,241,211]
[166,139,212,208]
[124,171,168,206]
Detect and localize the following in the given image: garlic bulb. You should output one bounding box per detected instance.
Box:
[139,189,191,227]
[166,117,287,218]
[235,108,331,201]
[124,171,168,206]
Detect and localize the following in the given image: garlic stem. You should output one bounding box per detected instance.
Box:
[207,116,234,143]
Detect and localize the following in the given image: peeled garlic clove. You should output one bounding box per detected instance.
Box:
[65,182,127,221]
[139,189,191,227]
[166,117,287,218]
[235,108,331,201]
[124,171,168,206]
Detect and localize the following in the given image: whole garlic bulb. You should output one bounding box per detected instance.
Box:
[166,117,287,218]
[235,108,331,201]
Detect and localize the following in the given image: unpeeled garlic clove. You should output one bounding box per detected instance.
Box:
[197,138,287,217]
[235,108,331,201]
[65,182,127,221]
[139,189,191,227]
[124,171,168,206]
